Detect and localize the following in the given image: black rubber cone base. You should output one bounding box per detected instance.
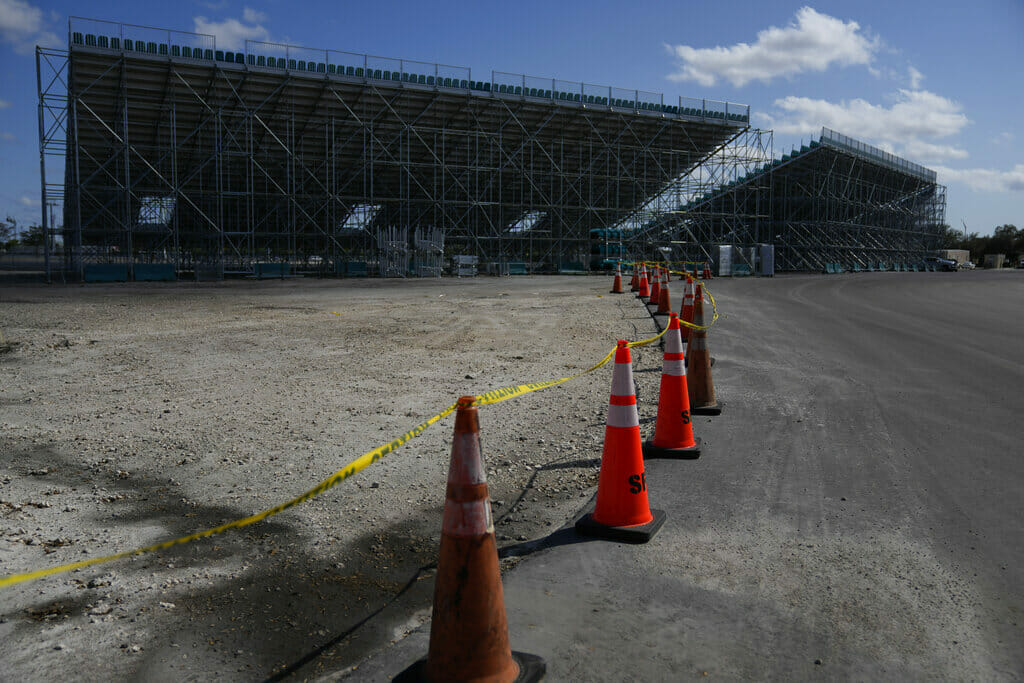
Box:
[642,437,701,459]
[395,651,546,683]
[690,402,723,416]
[683,356,715,367]
[610,289,625,294]
[574,508,666,544]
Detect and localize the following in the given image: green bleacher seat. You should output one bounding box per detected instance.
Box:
[202,49,213,60]
[98,36,109,48]
[444,77,452,87]
[85,34,96,46]
[254,55,263,66]
[123,39,133,50]
[426,75,433,85]
[297,60,306,70]
[72,32,83,44]
[482,82,490,91]
[181,45,190,57]
[497,84,507,93]
[235,52,244,63]
[381,70,390,80]
[573,93,581,102]
[374,69,382,79]
[319,62,328,73]
[460,79,468,88]
[215,49,224,61]
[145,41,155,53]
[110,37,120,50]
[418,74,426,84]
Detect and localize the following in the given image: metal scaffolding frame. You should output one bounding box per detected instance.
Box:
[42,19,750,281]
[622,128,774,266]
[636,128,946,272]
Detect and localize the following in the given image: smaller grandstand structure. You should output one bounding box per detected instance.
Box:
[633,128,947,273]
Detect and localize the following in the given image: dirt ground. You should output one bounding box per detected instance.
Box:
[0,275,663,680]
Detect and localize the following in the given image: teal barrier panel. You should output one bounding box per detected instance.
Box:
[508,262,528,275]
[255,262,289,278]
[134,264,176,282]
[558,261,586,274]
[344,261,368,277]
[84,264,129,282]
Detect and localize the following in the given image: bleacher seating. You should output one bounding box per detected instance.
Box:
[73,28,751,127]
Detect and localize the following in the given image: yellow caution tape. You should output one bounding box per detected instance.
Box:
[0,311,672,589]
[0,403,459,589]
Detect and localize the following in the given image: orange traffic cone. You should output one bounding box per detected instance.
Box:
[679,277,694,343]
[647,267,661,307]
[703,262,713,279]
[610,262,624,294]
[399,397,545,683]
[655,268,672,316]
[576,341,666,543]
[643,313,700,459]
[686,285,721,415]
[637,265,650,300]
[629,264,639,292]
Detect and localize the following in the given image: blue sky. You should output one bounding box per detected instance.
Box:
[0,0,1020,235]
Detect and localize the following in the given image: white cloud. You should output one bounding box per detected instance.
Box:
[991,131,1014,145]
[242,8,267,24]
[908,66,924,89]
[900,139,968,162]
[666,7,878,87]
[0,0,61,54]
[0,131,15,142]
[761,88,970,162]
[19,194,39,206]
[934,165,1024,193]
[194,9,270,51]
[0,98,10,109]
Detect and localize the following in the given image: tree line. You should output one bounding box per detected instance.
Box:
[0,216,46,249]
[941,224,1022,265]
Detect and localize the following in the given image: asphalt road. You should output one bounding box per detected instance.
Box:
[344,270,1024,681]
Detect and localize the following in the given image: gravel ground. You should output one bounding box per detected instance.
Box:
[0,275,663,680]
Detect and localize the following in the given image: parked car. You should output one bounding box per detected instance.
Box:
[1018,257,1024,269]
[924,256,958,271]
[959,261,976,270]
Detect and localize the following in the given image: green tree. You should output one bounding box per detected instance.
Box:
[939,224,962,249]
[0,216,16,247]
[20,224,46,247]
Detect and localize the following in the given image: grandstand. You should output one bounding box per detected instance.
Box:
[38,18,751,280]
[634,128,947,272]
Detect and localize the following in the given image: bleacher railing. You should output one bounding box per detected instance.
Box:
[68,16,749,125]
[820,127,937,182]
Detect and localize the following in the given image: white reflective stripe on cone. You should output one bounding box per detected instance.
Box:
[607,404,640,428]
[664,327,683,355]
[442,498,494,537]
[610,364,634,397]
[447,433,487,485]
[662,359,685,376]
